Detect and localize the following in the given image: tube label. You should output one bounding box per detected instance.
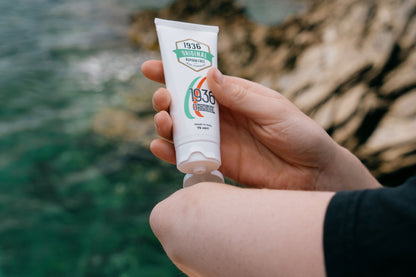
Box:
[173,39,214,72]
[185,76,216,119]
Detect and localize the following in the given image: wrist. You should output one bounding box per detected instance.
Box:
[317,143,382,191]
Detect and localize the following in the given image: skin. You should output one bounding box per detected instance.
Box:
[141,60,382,277]
[150,182,334,277]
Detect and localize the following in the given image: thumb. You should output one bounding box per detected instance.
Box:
[207,68,276,119]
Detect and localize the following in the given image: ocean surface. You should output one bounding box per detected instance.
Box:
[0,0,304,276]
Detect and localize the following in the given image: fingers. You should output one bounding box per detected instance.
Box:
[153,88,171,112]
[151,83,174,163]
[141,60,165,84]
[143,60,174,164]
[150,139,176,164]
[207,68,270,117]
[207,68,283,120]
[154,110,173,141]
[153,88,172,141]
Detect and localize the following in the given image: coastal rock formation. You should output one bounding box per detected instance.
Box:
[124,0,416,185]
[128,0,263,76]
[93,108,154,145]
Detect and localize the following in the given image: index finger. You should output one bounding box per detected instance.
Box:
[141,60,165,84]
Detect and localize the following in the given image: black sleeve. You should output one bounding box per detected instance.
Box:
[323,176,416,277]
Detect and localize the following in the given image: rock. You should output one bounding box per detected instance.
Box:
[381,50,416,97]
[364,89,416,151]
[92,108,155,146]
[128,10,159,51]
[126,0,416,185]
[128,0,263,76]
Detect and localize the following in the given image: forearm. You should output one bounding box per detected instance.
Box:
[150,182,334,277]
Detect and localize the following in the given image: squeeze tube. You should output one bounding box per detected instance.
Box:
[154,18,224,186]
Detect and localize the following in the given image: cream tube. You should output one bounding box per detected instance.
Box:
[154,18,223,183]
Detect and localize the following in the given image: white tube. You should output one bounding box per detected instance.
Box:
[154,18,222,178]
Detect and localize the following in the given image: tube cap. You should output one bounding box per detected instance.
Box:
[183,170,224,188]
[176,141,221,174]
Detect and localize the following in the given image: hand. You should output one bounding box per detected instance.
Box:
[142,60,381,191]
[150,182,333,277]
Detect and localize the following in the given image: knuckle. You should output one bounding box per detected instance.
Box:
[231,84,248,104]
[153,88,166,110]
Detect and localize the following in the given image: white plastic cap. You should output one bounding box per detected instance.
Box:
[183,170,224,188]
[176,141,221,174]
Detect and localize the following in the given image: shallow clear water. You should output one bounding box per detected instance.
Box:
[0,0,304,276]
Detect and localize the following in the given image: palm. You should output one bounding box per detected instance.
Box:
[214,73,340,190]
[218,105,322,190]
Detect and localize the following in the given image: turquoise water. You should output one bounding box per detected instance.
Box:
[0,1,303,276]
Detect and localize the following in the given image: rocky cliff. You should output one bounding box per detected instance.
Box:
[125,0,416,186]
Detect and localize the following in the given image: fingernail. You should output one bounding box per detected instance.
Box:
[213,68,225,85]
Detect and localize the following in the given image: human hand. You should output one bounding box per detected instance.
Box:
[149,182,333,277]
[142,60,381,191]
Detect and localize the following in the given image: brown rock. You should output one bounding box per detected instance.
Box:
[92,108,155,145]
[126,0,416,185]
[381,50,416,97]
[364,89,416,151]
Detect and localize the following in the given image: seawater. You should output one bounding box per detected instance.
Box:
[0,0,303,276]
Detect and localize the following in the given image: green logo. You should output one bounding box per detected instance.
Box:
[174,39,214,72]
